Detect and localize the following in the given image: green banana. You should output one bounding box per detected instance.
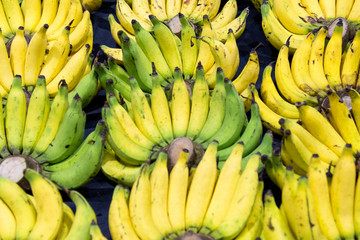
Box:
[0,95,10,158]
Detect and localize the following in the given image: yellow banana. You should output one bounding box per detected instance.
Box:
[319,0,336,19]
[69,10,91,53]
[9,26,27,83]
[0,198,16,240]
[166,0,181,19]
[348,0,360,22]
[33,0,58,32]
[22,0,42,33]
[45,0,71,36]
[0,29,14,92]
[150,0,167,21]
[1,0,23,32]
[0,2,12,36]
[132,0,152,23]
[210,0,237,29]
[179,0,197,18]
[341,28,360,87]
[300,0,325,20]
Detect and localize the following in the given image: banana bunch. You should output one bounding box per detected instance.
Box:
[259,0,360,52]
[109,142,265,240]
[0,76,106,189]
[263,144,360,240]
[108,0,248,45]
[0,0,94,97]
[0,168,107,239]
[100,63,269,187]
[100,12,249,91]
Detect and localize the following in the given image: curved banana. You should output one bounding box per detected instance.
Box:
[200,142,244,235]
[301,0,325,20]
[5,75,26,154]
[56,202,75,240]
[24,169,63,240]
[341,28,360,87]
[69,10,91,53]
[1,0,23,32]
[150,0,167,21]
[348,0,360,22]
[179,0,197,18]
[346,87,360,133]
[33,0,58,32]
[9,26,27,81]
[129,163,164,240]
[22,76,50,155]
[260,64,300,119]
[0,2,13,36]
[211,0,237,29]
[319,0,336,19]
[131,0,152,24]
[108,14,132,46]
[168,149,189,236]
[0,176,36,239]
[0,198,16,240]
[45,0,71,36]
[0,30,14,92]
[22,0,42,33]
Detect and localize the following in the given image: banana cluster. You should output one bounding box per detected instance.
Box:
[0,0,93,97]
[0,169,107,240]
[0,76,106,189]
[109,142,265,240]
[109,0,247,45]
[101,12,248,91]
[263,144,360,239]
[99,62,268,187]
[259,0,360,52]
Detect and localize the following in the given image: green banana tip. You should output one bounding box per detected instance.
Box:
[260,154,268,161]
[131,19,137,25]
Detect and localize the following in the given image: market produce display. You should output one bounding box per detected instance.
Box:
[108,144,264,240]
[0,169,106,239]
[253,0,360,52]
[100,63,269,187]
[0,0,96,99]
[263,144,360,240]
[0,76,106,189]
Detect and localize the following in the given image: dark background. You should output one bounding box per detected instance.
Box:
[66,0,282,238]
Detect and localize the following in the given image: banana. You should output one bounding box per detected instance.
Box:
[347,0,360,22]
[24,169,63,240]
[165,0,181,19]
[22,0,42,33]
[0,198,16,240]
[129,163,164,240]
[5,75,26,154]
[355,159,360,238]
[210,153,260,239]
[150,14,182,72]
[301,0,325,20]
[279,117,339,165]
[188,0,214,24]
[150,68,174,144]
[324,20,343,91]
[45,0,71,36]
[309,26,332,90]
[0,94,9,158]
[149,151,175,238]
[103,102,153,166]
[0,2,12,36]
[224,28,240,79]
[319,0,336,19]
[69,10,91,53]
[330,143,356,238]
[33,0,58,32]
[168,148,189,236]
[35,94,84,163]
[308,153,341,239]
[109,184,140,240]
[233,47,260,94]
[261,0,307,53]
[263,147,287,190]
[193,68,226,142]
[41,26,70,84]
[200,142,244,235]
[179,0,197,18]
[116,0,152,35]
[150,0,167,21]
[210,0,237,29]
[263,190,295,240]
[234,180,264,240]
[185,140,218,233]
[0,29,14,92]
[336,0,354,18]
[24,24,48,88]
[1,0,23,32]
[346,87,360,133]
[296,101,345,156]
[22,75,50,155]
[42,121,106,189]
[108,14,133,46]
[293,176,313,240]
[214,7,249,43]
[131,0,152,24]
[132,20,173,82]
[0,176,36,239]
[129,77,167,146]
[291,31,323,95]
[30,80,69,158]
[327,89,360,153]
[186,63,210,140]
[56,203,75,240]
[171,67,191,138]
[341,28,360,87]
[108,92,154,150]
[217,99,263,161]
[89,220,107,240]
[65,190,97,239]
[260,64,300,119]
[179,13,198,79]
[275,37,318,105]
[9,26,27,82]
[46,44,90,96]
[201,78,246,149]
